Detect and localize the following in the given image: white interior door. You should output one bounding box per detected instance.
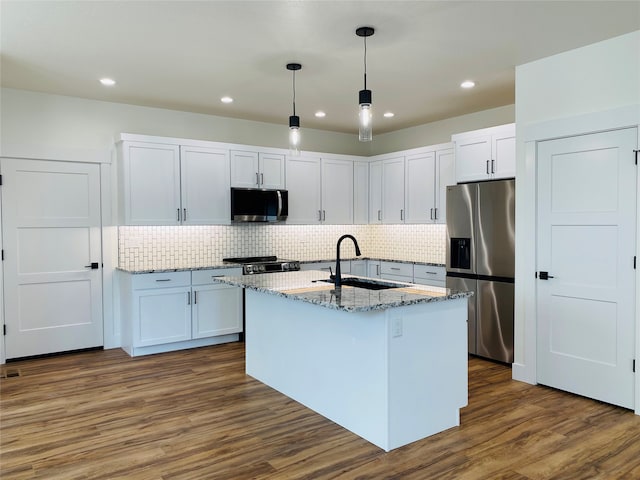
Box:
[536,127,637,409]
[2,158,103,359]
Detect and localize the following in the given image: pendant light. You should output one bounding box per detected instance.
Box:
[286,63,302,156]
[356,26,374,142]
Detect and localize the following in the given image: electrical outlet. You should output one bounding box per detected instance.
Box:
[392,318,403,338]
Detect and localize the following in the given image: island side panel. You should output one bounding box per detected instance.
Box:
[387,298,468,450]
[244,289,391,450]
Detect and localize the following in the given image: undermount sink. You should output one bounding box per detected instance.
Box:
[321,277,403,290]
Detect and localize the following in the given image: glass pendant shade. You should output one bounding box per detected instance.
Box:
[358,89,372,142]
[289,115,300,156]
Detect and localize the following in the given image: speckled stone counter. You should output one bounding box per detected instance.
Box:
[116,263,242,274]
[211,270,470,313]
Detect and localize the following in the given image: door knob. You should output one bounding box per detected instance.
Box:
[84,262,99,269]
[538,271,554,280]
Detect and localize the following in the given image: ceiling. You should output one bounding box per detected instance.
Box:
[1,1,639,135]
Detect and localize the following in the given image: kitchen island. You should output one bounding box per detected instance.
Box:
[213,270,471,451]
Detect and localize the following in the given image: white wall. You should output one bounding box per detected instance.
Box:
[0,88,366,157]
[369,105,515,155]
[513,31,640,388]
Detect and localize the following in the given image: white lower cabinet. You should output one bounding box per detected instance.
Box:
[120,268,243,356]
[412,265,446,288]
[350,260,367,277]
[380,261,413,283]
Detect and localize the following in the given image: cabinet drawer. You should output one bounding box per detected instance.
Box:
[380,261,413,278]
[413,265,445,282]
[192,268,243,285]
[131,271,191,290]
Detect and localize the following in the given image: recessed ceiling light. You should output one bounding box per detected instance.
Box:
[220,96,234,103]
[315,111,326,118]
[99,78,116,86]
[383,112,395,118]
[460,80,476,89]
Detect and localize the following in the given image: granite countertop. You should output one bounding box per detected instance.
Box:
[116,263,243,274]
[300,258,445,267]
[211,270,471,313]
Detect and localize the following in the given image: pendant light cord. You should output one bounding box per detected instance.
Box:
[363,35,368,90]
[292,69,297,116]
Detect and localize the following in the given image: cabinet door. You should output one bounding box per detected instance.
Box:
[353,161,369,224]
[435,148,455,224]
[180,146,230,225]
[454,134,491,183]
[192,284,243,338]
[286,156,321,224]
[367,261,381,278]
[321,158,353,224]
[134,286,191,347]
[350,260,367,277]
[492,131,516,179]
[369,161,382,224]
[382,157,405,224]
[230,150,260,188]
[405,152,436,223]
[122,142,181,225]
[259,153,286,189]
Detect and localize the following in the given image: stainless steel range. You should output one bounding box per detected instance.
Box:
[223,256,300,275]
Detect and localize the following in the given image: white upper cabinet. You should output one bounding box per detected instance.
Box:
[453,123,515,183]
[119,139,230,225]
[119,141,181,225]
[435,147,455,224]
[286,155,322,224]
[230,150,285,189]
[369,160,383,224]
[321,158,353,224]
[180,146,230,225]
[353,161,369,225]
[382,157,405,224]
[405,151,436,223]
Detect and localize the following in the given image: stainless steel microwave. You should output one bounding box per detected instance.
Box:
[230,188,288,222]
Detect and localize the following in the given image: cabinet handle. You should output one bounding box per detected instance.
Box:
[256,172,260,185]
[400,209,404,221]
[193,291,197,304]
[261,173,264,185]
[187,291,191,305]
[425,271,438,275]
[434,207,438,220]
[322,210,326,221]
[491,159,495,174]
[391,267,401,271]
[318,210,322,221]
[376,265,380,275]
[378,210,381,221]
[177,208,181,222]
[486,160,490,174]
[156,279,171,282]
[430,208,433,220]
[211,275,224,278]
[183,208,187,222]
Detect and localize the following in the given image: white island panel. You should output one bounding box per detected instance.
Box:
[245,288,468,451]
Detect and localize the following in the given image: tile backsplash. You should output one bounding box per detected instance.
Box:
[118,224,446,271]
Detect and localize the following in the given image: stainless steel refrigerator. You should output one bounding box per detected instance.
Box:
[446,179,515,363]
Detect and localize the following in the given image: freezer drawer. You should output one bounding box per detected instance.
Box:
[477,280,514,363]
[446,275,477,355]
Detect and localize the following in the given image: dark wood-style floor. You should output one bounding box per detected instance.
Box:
[1,342,639,479]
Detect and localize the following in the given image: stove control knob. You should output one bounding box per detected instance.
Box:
[282,263,290,271]
[245,265,254,274]
[258,264,266,273]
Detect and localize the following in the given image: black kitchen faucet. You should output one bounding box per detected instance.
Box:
[334,234,362,287]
